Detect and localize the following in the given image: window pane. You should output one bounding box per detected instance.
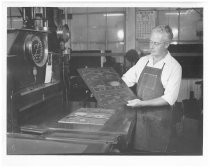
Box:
[180,9,202,41]
[7,7,11,16]
[158,10,179,41]
[106,8,124,12]
[71,43,88,50]
[7,18,12,28]
[8,18,23,29]
[71,7,87,14]
[88,14,106,43]
[10,7,22,16]
[71,7,124,13]
[88,43,105,50]
[107,42,124,52]
[71,15,87,43]
[107,14,125,42]
[135,41,149,52]
[87,7,107,13]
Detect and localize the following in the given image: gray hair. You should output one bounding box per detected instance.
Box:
[152,25,173,41]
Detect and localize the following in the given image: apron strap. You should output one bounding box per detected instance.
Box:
[145,61,165,70]
[160,62,165,76]
[161,62,166,70]
[145,60,149,67]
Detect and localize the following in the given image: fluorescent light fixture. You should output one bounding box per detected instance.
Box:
[103,13,124,17]
[165,12,179,16]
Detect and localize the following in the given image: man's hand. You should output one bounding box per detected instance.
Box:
[126,99,142,107]
[126,97,169,107]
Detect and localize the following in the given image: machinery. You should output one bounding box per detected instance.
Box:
[7,7,62,132]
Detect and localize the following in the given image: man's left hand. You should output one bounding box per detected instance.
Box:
[126,99,142,107]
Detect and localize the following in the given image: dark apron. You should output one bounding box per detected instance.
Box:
[134,61,172,152]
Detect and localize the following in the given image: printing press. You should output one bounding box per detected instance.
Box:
[7,7,137,155]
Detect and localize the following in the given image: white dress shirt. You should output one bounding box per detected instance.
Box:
[122,52,182,105]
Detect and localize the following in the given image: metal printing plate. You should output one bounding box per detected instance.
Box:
[77,67,136,109]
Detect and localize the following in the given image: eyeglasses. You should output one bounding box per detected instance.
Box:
[149,40,168,46]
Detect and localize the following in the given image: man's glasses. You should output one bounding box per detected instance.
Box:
[149,40,168,46]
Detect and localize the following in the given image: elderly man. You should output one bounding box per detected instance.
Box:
[122,25,182,152]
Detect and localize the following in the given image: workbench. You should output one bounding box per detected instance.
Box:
[16,98,136,154]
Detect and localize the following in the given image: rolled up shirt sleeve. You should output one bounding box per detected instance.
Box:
[122,57,147,87]
[122,65,138,87]
[161,64,182,106]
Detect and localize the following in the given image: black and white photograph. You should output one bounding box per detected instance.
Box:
[1,0,210,167]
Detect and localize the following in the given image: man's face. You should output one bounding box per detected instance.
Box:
[149,32,169,57]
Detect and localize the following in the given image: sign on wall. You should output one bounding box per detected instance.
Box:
[136,9,156,40]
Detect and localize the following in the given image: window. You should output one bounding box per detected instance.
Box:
[179,9,202,41]
[107,13,125,52]
[158,9,179,41]
[88,14,106,50]
[70,7,126,53]
[71,14,88,50]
